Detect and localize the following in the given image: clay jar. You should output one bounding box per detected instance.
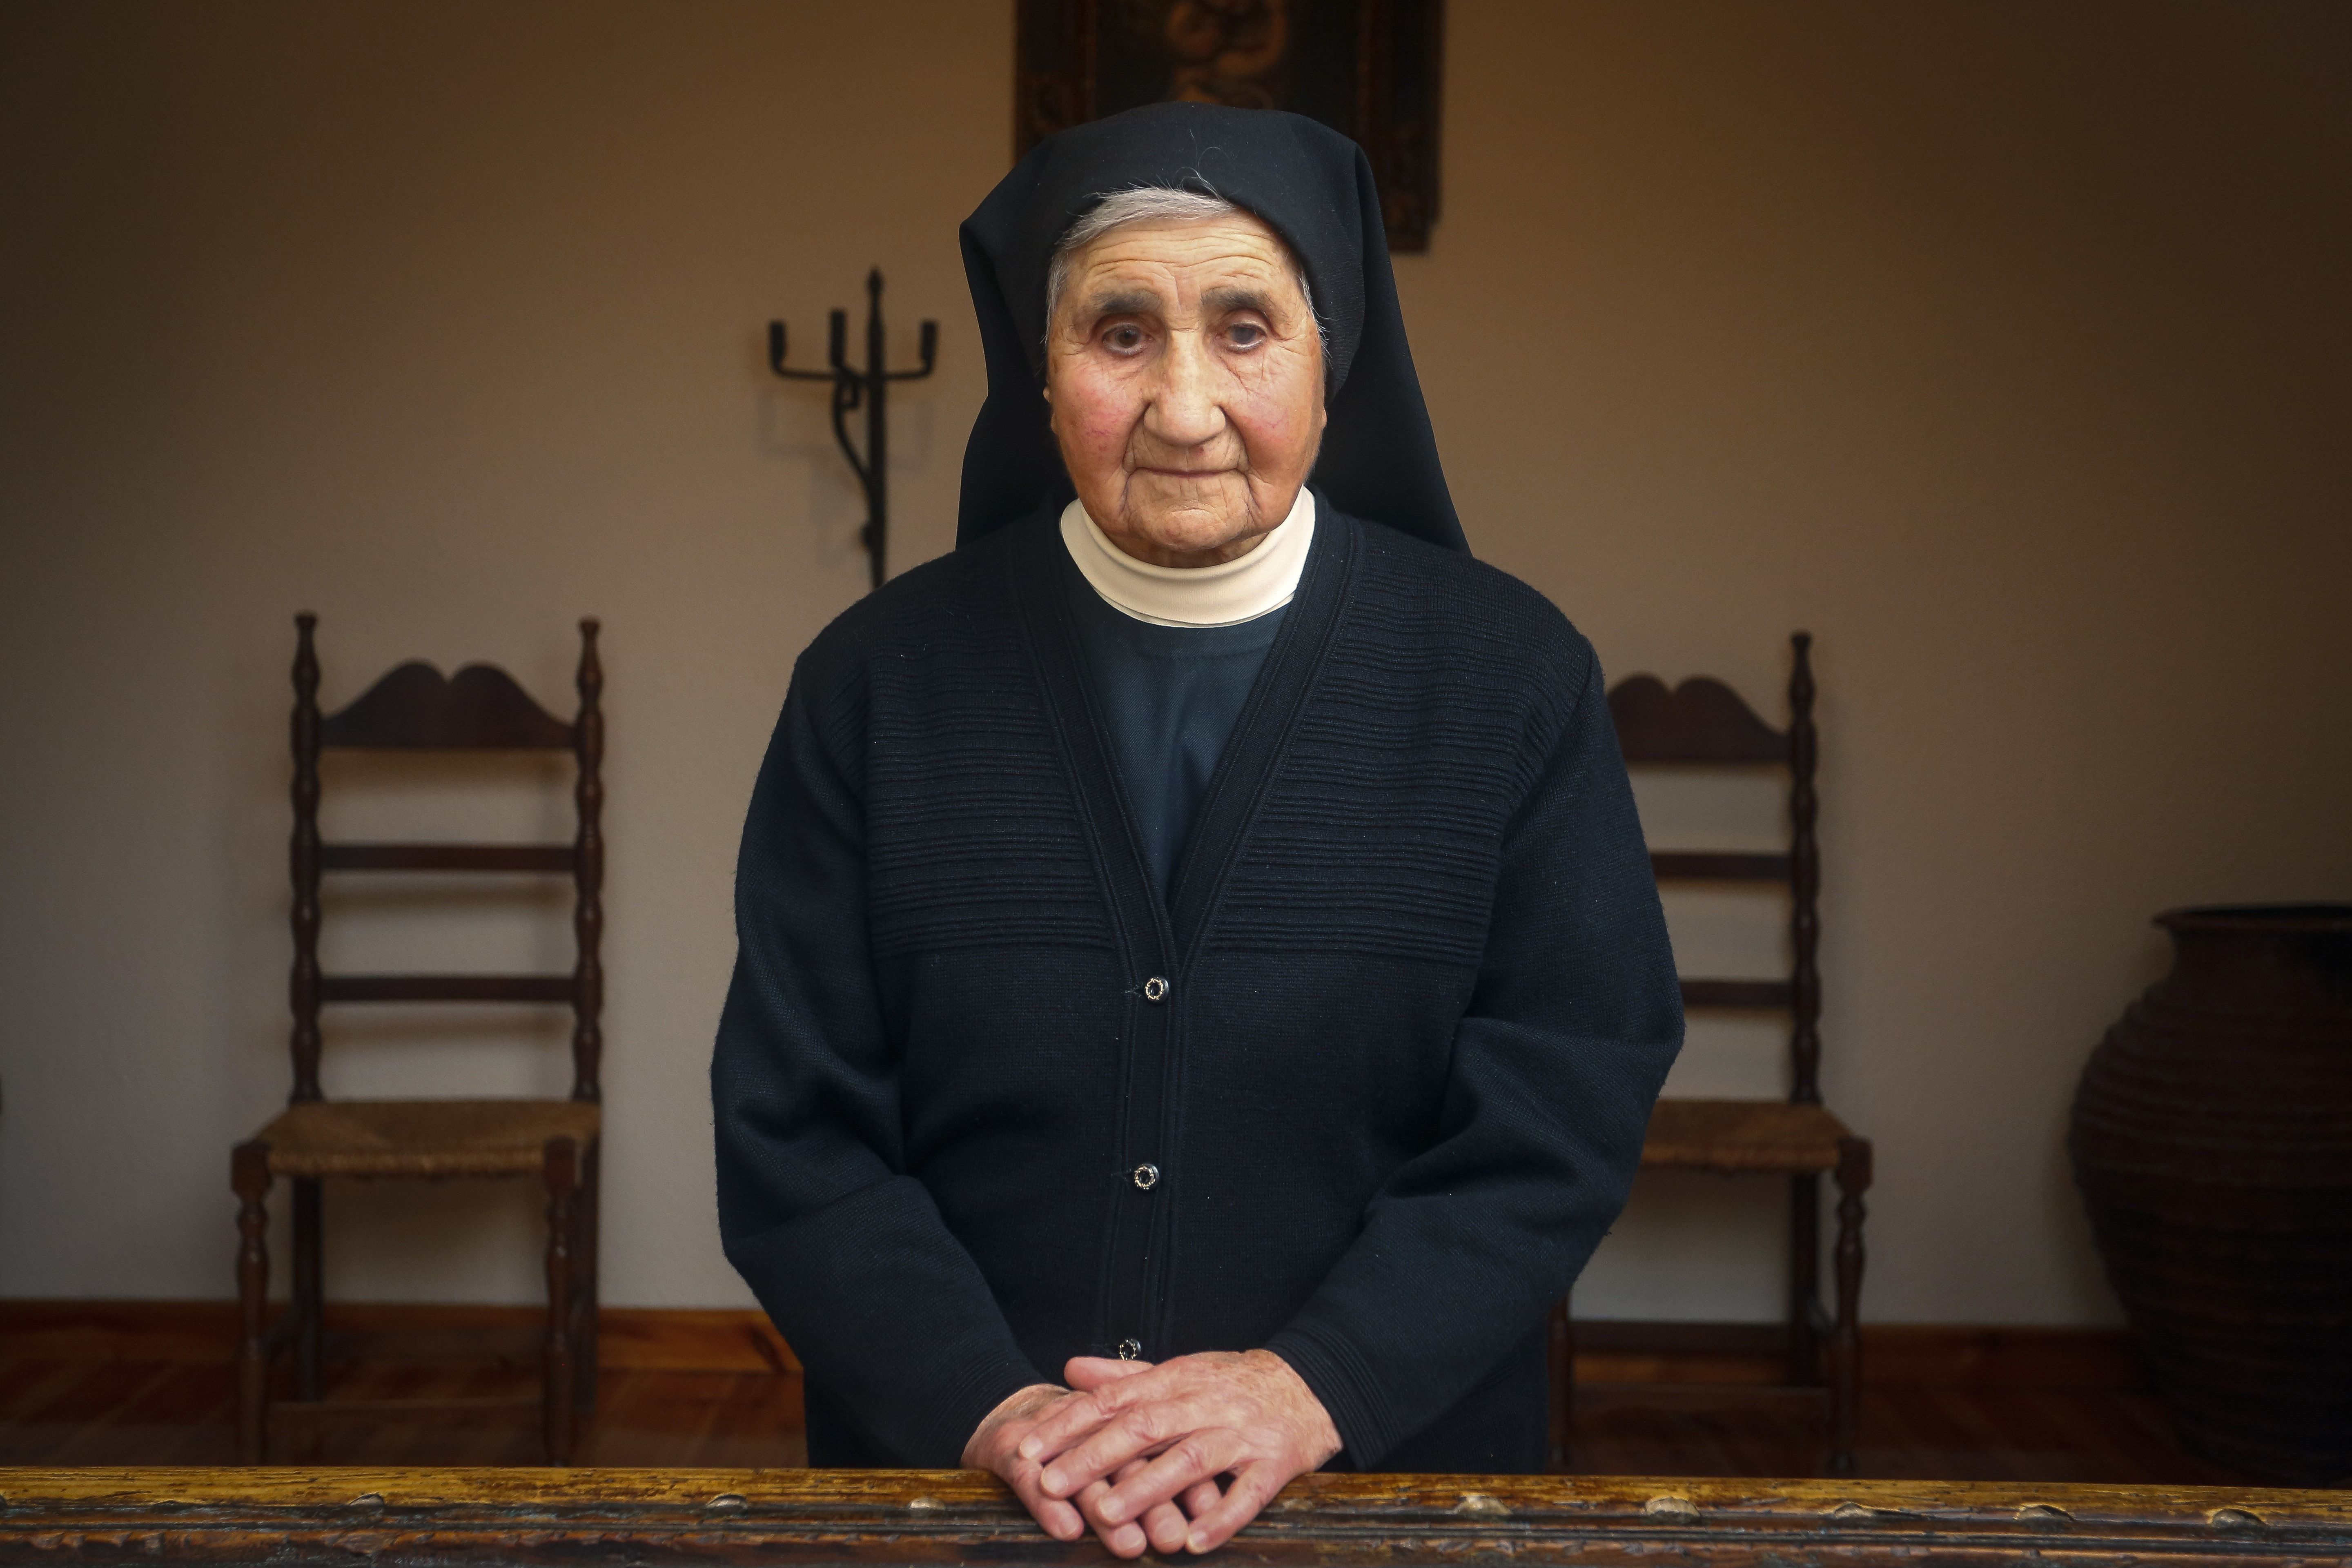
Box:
[2069,904,2352,1484]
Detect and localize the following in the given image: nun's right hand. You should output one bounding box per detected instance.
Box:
[1021,1350,1341,1556]
[962,1382,1093,1544]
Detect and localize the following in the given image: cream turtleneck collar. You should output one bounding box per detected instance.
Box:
[1060,489,1314,628]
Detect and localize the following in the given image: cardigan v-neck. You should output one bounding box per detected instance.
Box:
[1015,495,1356,969]
[1057,550,1287,903]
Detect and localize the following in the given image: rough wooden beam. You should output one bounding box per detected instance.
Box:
[0,1468,2342,1566]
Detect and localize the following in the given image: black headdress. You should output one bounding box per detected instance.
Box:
[955,102,1466,554]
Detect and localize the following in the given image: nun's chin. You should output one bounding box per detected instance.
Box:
[1093,473,1292,568]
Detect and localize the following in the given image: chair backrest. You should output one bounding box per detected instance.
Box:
[288,613,604,1106]
[1608,633,1820,1105]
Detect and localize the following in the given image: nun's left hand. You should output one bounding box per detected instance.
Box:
[1018,1350,1341,1556]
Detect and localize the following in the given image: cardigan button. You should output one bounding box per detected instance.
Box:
[1117,1338,1143,1361]
[1131,1163,1160,1191]
[1142,976,1170,1002]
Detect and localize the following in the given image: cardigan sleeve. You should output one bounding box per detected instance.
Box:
[711,652,1048,1467]
[1263,644,1683,1468]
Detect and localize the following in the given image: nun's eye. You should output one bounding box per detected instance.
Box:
[1103,324,1147,352]
[1226,322,1266,349]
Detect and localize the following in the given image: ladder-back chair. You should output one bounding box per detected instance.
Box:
[231,613,605,1463]
[1548,633,1873,1475]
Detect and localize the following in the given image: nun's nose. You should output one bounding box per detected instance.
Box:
[1144,331,1227,449]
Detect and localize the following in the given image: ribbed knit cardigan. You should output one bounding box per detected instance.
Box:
[712,498,1683,1472]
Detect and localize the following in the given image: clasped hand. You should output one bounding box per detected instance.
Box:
[962,1349,1341,1556]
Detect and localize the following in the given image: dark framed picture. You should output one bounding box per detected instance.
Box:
[1016,0,1446,252]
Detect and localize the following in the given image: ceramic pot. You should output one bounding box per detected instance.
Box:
[2069,904,2352,1483]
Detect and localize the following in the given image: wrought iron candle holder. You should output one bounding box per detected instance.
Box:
[768,270,938,592]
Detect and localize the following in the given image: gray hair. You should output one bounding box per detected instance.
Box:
[1045,186,1323,360]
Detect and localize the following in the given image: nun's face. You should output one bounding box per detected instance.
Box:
[1045,213,1326,568]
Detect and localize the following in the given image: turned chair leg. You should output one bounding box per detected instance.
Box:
[1788,1171,1822,1385]
[573,1140,601,1419]
[1826,1137,1873,1476]
[232,1141,274,1464]
[1546,1290,1574,1473]
[292,1176,323,1401]
[542,1137,580,1464]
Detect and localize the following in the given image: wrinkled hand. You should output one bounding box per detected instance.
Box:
[962,1365,1167,1554]
[1022,1350,1342,1557]
[961,1382,1098,1544]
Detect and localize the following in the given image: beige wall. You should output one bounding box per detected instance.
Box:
[3,1,2346,1326]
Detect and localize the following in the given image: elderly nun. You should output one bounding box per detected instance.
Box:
[713,103,1682,1556]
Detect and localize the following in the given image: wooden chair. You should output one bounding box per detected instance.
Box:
[232,614,605,1463]
[1548,633,1874,1475]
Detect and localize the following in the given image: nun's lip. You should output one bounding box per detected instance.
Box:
[1131,465,1237,478]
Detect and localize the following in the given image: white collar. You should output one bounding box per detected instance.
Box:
[1059,489,1315,628]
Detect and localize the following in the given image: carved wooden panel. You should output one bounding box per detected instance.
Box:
[1607,675,1787,766]
[319,662,573,750]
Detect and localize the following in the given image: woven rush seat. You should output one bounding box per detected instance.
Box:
[255,1099,600,1178]
[1641,1096,1852,1174]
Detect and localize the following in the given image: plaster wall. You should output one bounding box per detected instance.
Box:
[3,0,2347,1326]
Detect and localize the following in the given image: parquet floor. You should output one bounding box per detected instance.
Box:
[0,1353,2248,1483]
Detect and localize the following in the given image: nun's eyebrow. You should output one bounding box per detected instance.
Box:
[1075,287,1163,321]
[1204,285,1283,319]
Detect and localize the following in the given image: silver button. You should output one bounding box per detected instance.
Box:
[1141,976,1170,1003]
[1116,1338,1143,1360]
[1130,1163,1160,1191]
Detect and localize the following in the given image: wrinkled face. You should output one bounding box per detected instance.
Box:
[1045,212,1326,568]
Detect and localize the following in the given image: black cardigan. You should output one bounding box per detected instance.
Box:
[712,500,1682,1472]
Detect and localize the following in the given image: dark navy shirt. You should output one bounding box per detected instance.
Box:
[1059,545,1287,902]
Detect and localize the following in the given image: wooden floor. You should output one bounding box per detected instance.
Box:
[0,1354,2250,1483]
[0,1358,806,1469]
